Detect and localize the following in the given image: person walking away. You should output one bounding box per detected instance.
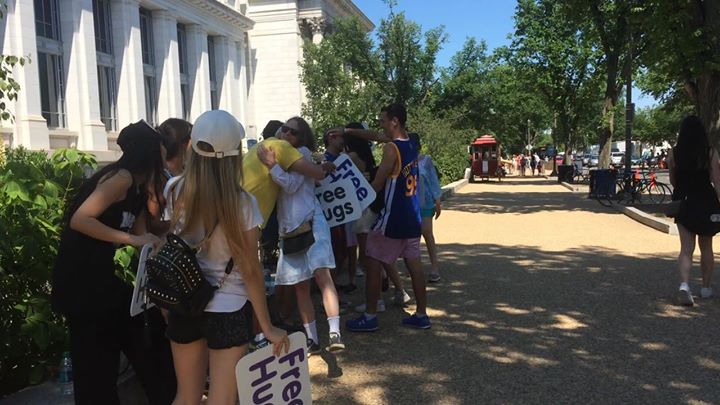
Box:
[530,153,537,176]
[344,103,429,332]
[257,117,345,353]
[51,121,176,405]
[164,110,289,404]
[668,116,720,306]
[409,133,442,282]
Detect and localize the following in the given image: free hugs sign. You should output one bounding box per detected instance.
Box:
[315,155,376,227]
[236,332,311,405]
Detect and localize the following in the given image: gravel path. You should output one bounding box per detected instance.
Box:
[309,177,720,405]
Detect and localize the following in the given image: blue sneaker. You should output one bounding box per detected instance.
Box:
[346,314,379,332]
[402,313,431,329]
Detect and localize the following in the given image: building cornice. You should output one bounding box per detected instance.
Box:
[186,0,255,30]
[327,0,373,32]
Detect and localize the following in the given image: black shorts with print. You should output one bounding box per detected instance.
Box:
[166,303,253,350]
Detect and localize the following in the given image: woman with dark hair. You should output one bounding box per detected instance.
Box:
[257,116,344,353]
[150,118,193,235]
[668,115,720,306]
[52,121,176,404]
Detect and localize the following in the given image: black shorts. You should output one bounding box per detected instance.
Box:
[166,303,253,350]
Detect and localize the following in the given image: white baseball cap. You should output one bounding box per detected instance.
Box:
[191,110,245,158]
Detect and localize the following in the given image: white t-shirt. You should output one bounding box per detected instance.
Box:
[164,177,263,313]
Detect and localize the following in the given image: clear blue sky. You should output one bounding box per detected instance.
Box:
[353,0,656,108]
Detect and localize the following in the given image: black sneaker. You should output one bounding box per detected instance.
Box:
[344,284,358,294]
[307,339,322,356]
[326,332,345,352]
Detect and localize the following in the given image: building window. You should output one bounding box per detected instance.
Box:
[208,36,218,110]
[93,0,117,131]
[180,84,189,120]
[178,24,190,120]
[139,8,154,66]
[35,0,65,128]
[35,0,61,40]
[37,53,65,128]
[144,76,157,125]
[139,7,157,125]
[92,0,113,54]
[177,24,188,75]
[97,66,117,131]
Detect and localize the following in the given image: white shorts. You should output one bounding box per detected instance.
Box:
[275,206,336,285]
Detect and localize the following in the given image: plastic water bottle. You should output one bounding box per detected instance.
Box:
[58,351,73,396]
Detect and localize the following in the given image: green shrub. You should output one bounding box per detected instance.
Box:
[0,147,96,396]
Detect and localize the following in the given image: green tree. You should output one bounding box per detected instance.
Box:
[511,0,603,162]
[562,0,641,168]
[638,0,720,147]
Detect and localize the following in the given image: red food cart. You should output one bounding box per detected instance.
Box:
[468,135,502,182]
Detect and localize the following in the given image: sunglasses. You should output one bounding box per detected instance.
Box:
[281,125,298,136]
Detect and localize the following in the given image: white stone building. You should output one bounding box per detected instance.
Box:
[0,0,372,160]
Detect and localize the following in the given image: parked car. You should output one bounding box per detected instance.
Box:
[589,154,599,167]
[611,152,624,165]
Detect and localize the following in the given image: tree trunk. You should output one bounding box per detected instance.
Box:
[690,73,720,150]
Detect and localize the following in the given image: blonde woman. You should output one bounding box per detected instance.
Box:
[165,110,289,405]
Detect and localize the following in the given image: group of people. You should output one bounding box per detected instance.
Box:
[515,153,545,176]
[50,102,444,404]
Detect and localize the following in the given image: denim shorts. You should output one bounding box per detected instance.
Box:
[166,303,253,350]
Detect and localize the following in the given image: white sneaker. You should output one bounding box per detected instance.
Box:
[677,285,695,306]
[701,287,713,299]
[356,267,365,277]
[354,300,385,313]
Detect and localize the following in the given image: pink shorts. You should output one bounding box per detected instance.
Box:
[365,230,420,264]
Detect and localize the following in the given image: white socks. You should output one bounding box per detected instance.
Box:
[679,282,690,292]
[327,316,341,335]
[304,321,318,344]
[364,312,377,320]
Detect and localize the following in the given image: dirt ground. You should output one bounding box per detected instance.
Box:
[308,177,720,405]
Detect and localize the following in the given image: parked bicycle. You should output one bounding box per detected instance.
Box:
[596,169,672,207]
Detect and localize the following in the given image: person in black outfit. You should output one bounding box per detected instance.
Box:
[52,121,176,404]
[668,115,720,306]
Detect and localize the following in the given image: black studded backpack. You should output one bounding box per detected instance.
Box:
[145,229,233,317]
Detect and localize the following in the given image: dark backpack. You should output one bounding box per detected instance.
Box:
[145,233,232,317]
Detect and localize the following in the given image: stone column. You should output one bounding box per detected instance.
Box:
[309,17,326,44]
[60,0,107,151]
[185,24,210,122]
[111,0,145,127]
[3,0,49,149]
[240,34,255,138]
[213,36,235,116]
[152,10,182,122]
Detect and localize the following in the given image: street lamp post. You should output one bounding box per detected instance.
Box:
[527,119,531,157]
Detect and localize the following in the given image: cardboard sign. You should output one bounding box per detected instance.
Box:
[316,155,376,227]
[315,177,362,227]
[130,244,155,317]
[236,332,311,405]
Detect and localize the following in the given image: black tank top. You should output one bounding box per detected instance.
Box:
[52,178,145,316]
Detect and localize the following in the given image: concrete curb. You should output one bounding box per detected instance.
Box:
[440,178,468,201]
[613,204,678,235]
[559,181,583,193]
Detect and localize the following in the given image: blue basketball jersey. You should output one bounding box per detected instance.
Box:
[372,138,421,238]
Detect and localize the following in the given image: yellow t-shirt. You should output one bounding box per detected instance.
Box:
[242,138,304,227]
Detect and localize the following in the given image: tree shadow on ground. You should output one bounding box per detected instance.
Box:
[311,243,720,405]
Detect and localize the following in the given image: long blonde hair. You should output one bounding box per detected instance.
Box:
[171,129,253,266]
